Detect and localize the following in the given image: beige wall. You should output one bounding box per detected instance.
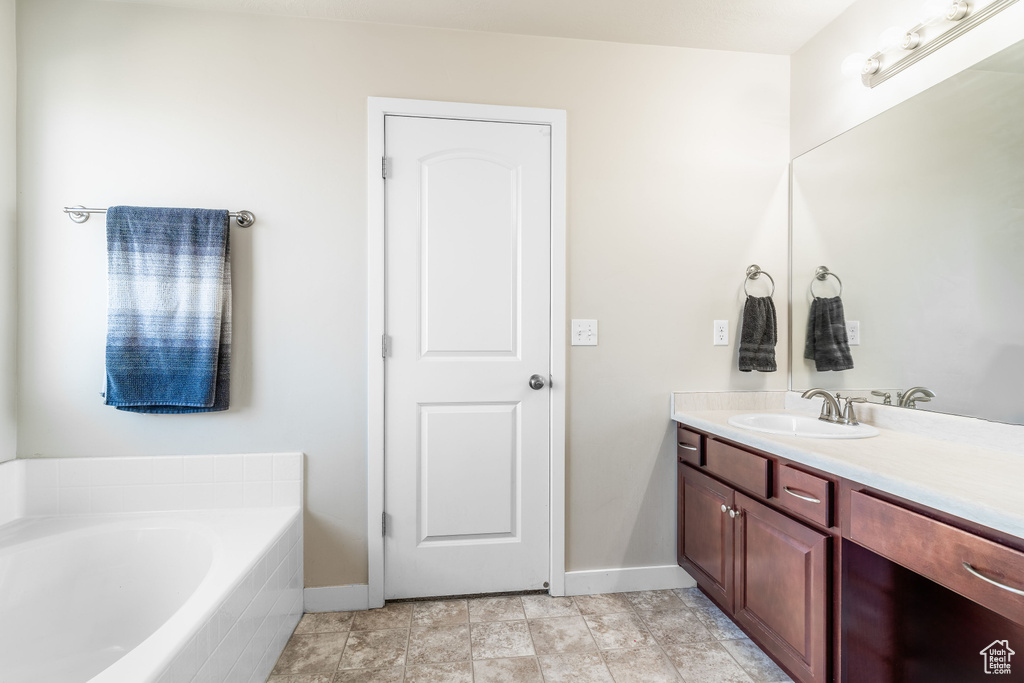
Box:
[16,0,789,586]
[791,0,1024,156]
[0,0,15,463]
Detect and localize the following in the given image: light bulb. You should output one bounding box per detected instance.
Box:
[876,26,908,53]
[901,31,922,49]
[921,0,950,26]
[842,53,868,77]
[946,1,970,20]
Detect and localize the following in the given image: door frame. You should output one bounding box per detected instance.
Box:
[366,97,567,608]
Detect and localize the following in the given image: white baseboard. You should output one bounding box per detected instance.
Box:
[303,584,370,612]
[563,564,697,596]
[303,566,695,609]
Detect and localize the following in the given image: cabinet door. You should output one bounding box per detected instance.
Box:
[679,464,734,610]
[733,492,828,683]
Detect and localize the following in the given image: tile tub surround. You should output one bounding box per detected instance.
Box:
[2,452,304,516]
[157,510,304,683]
[670,394,1024,541]
[0,452,305,683]
[267,590,792,682]
[0,458,24,526]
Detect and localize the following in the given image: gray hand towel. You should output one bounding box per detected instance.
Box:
[738,296,777,372]
[804,296,853,372]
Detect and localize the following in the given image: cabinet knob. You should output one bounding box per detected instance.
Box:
[729,509,741,519]
[721,504,728,514]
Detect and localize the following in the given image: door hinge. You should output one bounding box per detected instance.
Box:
[381,334,390,358]
[382,511,387,536]
[382,156,390,179]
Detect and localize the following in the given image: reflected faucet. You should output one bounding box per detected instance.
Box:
[801,388,843,423]
[898,387,936,409]
[871,390,892,406]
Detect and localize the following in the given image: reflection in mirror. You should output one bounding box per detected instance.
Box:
[791,38,1024,425]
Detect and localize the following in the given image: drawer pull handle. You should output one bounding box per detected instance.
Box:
[962,562,1024,597]
[783,486,821,504]
[678,444,698,451]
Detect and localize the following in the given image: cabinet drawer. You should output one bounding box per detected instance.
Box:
[677,425,703,466]
[776,465,831,528]
[705,439,770,498]
[849,491,1024,625]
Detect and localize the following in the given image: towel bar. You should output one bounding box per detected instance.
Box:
[743,264,775,297]
[63,206,255,228]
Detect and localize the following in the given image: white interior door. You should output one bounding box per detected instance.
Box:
[384,114,551,599]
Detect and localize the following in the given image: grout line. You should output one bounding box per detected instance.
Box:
[523,595,552,683]
[333,631,350,677]
[267,589,780,683]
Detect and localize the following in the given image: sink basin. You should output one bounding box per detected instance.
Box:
[727,413,879,439]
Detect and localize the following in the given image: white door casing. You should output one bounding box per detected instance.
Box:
[367,98,567,606]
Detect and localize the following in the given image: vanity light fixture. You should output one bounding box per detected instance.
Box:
[844,0,1019,87]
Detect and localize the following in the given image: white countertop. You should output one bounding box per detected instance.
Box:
[671,406,1024,541]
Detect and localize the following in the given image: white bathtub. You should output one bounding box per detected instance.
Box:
[0,507,302,683]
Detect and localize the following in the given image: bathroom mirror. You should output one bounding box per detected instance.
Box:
[791,38,1024,425]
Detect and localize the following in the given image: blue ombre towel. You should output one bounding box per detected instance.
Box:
[104,206,231,413]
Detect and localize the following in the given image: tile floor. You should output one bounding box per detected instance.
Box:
[266,588,794,682]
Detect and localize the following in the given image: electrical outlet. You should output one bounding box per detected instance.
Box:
[846,321,860,346]
[571,319,598,346]
[713,320,729,346]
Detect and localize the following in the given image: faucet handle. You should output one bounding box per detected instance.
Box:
[842,396,867,425]
[870,390,891,406]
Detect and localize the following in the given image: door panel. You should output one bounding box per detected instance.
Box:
[680,464,734,610]
[419,403,518,541]
[734,492,829,683]
[384,115,551,598]
[421,150,520,356]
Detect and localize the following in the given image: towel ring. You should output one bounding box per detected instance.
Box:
[811,266,843,298]
[743,264,775,297]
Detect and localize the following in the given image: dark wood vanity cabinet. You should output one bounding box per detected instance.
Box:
[676,420,1024,683]
[679,464,734,608]
[733,492,828,683]
[678,456,829,683]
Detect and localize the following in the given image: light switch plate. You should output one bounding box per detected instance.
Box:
[847,321,860,346]
[571,319,598,346]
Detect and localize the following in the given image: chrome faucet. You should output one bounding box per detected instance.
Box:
[897,386,936,409]
[870,390,892,406]
[801,388,843,423]
[841,396,867,425]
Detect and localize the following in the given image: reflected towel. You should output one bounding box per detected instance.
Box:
[804,296,853,372]
[738,296,777,372]
[104,206,231,413]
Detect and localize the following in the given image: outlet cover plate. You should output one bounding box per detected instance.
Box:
[714,320,729,346]
[847,321,860,346]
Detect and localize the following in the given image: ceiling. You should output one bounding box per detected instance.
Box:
[104,0,860,55]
